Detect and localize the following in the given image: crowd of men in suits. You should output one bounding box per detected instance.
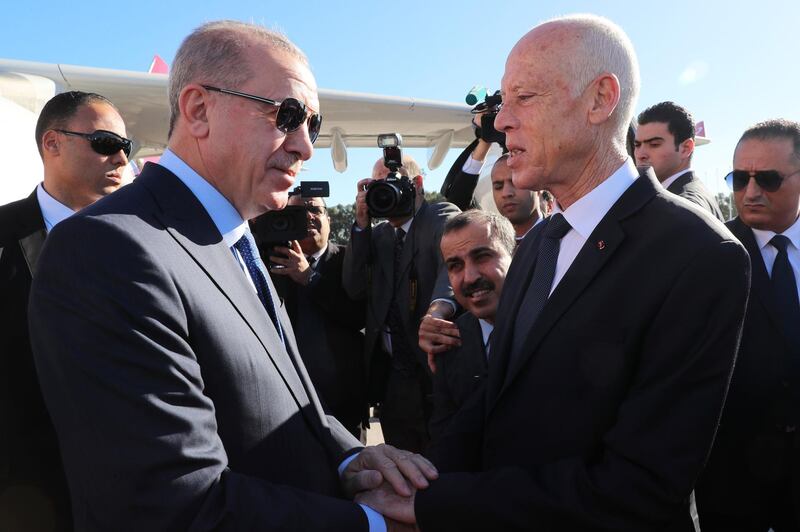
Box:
[1,13,798,532]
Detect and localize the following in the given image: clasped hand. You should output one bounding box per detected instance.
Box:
[343,444,436,527]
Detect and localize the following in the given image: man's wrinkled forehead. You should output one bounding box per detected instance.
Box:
[503,24,574,83]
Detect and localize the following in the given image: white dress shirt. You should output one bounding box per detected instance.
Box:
[159,150,385,532]
[479,318,494,358]
[751,216,800,302]
[550,159,639,295]
[36,183,75,232]
[660,168,693,190]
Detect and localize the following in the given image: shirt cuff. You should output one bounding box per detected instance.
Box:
[461,156,485,175]
[338,452,359,476]
[360,504,388,532]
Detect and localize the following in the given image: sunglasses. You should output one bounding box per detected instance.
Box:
[55,129,132,158]
[724,168,800,192]
[202,85,322,144]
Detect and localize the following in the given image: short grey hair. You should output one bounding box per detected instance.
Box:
[443,210,516,256]
[168,20,308,137]
[738,119,800,162]
[545,14,640,144]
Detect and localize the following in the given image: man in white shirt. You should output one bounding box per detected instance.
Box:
[490,154,543,245]
[696,119,800,531]
[0,90,129,532]
[635,100,725,221]
[356,14,749,531]
[428,210,514,441]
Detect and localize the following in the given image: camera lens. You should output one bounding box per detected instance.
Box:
[269,215,292,232]
[366,181,399,216]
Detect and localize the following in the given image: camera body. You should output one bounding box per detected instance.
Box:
[470,89,506,150]
[250,181,330,269]
[366,133,416,219]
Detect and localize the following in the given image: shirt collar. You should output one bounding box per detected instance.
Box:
[660,168,692,190]
[751,215,800,252]
[36,182,75,232]
[397,217,413,235]
[309,244,327,264]
[159,148,247,247]
[478,318,494,346]
[515,213,544,241]
[552,159,638,240]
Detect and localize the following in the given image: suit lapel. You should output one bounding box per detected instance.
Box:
[138,165,312,408]
[486,224,544,404]
[666,171,693,195]
[490,170,658,410]
[395,202,427,288]
[729,218,784,332]
[17,190,47,276]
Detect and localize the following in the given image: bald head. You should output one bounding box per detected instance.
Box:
[511,15,639,141]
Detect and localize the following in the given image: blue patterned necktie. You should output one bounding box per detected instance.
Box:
[233,232,284,343]
[511,213,572,356]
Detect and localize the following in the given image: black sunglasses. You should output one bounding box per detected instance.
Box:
[55,129,132,158]
[724,168,800,192]
[202,85,322,144]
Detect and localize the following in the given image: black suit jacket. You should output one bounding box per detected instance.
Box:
[28,163,367,531]
[666,171,726,222]
[0,189,72,531]
[429,313,488,442]
[417,168,750,531]
[695,217,800,514]
[343,200,460,399]
[270,243,368,435]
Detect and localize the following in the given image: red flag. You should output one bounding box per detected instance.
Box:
[148,55,169,74]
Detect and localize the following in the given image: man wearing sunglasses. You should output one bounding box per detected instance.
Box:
[267,196,369,441]
[696,119,800,531]
[27,21,434,532]
[0,90,129,532]
[635,101,725,222]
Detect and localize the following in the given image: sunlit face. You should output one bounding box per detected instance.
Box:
[494,26,590,193]
[634,121,691,181]
[733,137,800,233]
[49,102,128,209]
[491,157,538,227]
[288,195,329,254]
[202,45,319,220]
[440,222,512,322]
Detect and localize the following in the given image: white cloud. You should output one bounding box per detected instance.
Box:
[679,61,709,85]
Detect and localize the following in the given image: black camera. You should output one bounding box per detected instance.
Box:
[366,133,416,219]
[251,181,330,269]
[468,88,506,150]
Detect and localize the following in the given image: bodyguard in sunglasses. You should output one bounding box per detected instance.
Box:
[696,119,800,531]
[27,20,434,531]
[0,90,129,532]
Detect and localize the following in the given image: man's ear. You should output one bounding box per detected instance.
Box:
[41,130,60,157]
[679,137,695,160]
[587,73,621,126]
[179,84,212,139]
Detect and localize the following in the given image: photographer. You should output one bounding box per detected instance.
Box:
[343,150,460,453]
[440,89,505,210]
[258,196,369,440]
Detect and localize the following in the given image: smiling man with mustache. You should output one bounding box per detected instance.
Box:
[428,210,514,441]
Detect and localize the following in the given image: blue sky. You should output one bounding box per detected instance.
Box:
[3,0,798,206]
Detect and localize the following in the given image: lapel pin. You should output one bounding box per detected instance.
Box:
[597,240,606,250]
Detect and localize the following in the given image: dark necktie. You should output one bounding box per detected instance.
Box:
[394,228,406,285]
[511,213,572,356]
[770,235,800,336]
[233,232,284,343]
[386,227,414,372]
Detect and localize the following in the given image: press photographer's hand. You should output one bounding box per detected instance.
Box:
[355,178,372,229]
[269,241,312,285]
